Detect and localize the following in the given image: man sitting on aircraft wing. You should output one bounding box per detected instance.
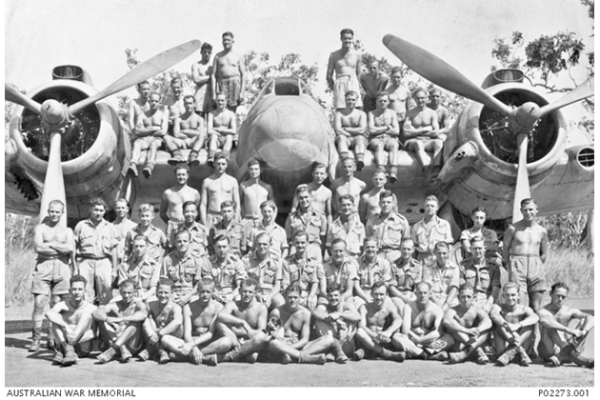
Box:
[334,90,368,170]
[403,88,442,171]
[164,95,205,166]
[206,93,237,164]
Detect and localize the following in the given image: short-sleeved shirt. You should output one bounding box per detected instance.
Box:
[356,255,392,292]
[422,259,460,306]
[74,219,118,259]
[113,219,137,262]
[327,215,365,255]
[208,220,248,257]
[411,216,454,257]
[365,212,410,250]
[460,227,499,258]
[390,258,423,292]
[247,221,288,260]
[125,225,167,262]
[323,258,359,291]
[200,253,246,294]
[170,221,209,258]
[117,255,160,294]
[285,208,327,245]
[241,252,282,293]
[162,250,203,292]
[282,253,320,293]
[459,258,501,296]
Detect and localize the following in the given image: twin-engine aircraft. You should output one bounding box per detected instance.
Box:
[5,35,594,242]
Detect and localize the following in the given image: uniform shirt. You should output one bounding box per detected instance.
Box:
[248,221,288,260]
[74,219,118,259]
[356,255,392,292]
[411,216,453,256]
[323,258,359,291]
[285,208,327,245]
[125,225,167,262]
[326,214,365,255]
[460,227,499,259]
[282,253,320,293]
[241,252,282,292]
[459,258,501,296]
[170,221,209,257]
[365,212,410,250]
[117,255,160,294]
[162,249,203,292]
[113,219,137,262]
[200,253,246,294]
[422,259,460,306]
[208,220,248,257]
[390,257,423,292]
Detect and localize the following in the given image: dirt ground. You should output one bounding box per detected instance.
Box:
[4,301,594,388]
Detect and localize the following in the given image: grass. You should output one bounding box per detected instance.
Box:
[544,246,594,298]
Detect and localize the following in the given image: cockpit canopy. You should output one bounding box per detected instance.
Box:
[255,77,314,102]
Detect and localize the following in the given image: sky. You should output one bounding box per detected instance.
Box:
[4,0,594,115]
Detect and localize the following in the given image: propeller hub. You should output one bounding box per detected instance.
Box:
[41,99,69,125]
[512,101,541,134]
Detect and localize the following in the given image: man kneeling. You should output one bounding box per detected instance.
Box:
[442,283,492,364]
[45,275,96,366]
[354,281,406,362]
[93,279,148,363]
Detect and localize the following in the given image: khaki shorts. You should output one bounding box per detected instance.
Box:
[509,255,546,293]
[31,258,71,296]
[135,136,163,147]
[334,75,362,109]
[369,134,398,149]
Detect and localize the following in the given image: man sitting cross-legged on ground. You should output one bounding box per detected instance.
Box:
[537,282,594,368]
[489,282,539,366]
[394,281,448,361]
[138,278,183,364]
[93,279,148,363]
[353,281,406,362]
[441,283,492,364]
[45,275,96,366]
[264,283,347,364]
[313,283,361,360]
[161,278,232,366]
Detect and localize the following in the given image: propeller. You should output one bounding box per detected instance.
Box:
[382,33,594,222]
[5,84,42,114]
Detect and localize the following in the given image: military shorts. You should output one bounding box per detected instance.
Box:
[31,258,71,296]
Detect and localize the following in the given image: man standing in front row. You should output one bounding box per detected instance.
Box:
[327,28,362,110]
[212,31,245,112]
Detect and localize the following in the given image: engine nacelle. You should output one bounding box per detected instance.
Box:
[439,83,567,220]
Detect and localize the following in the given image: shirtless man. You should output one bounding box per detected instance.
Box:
[239,159,274,223]
[160,164,201,245]
[330,156,366,217]
[45,275,96,366]
[359,168,398,223]
[327,28,362,110]
[140,278,183,363]
[385,66,410,125]
[206,93,237,163]
[427,88,451,142]
[442,283,492,364]
[368,92,400,183]
[489,282,539,366]
[354,281,406,362]
[129,92,167,179]
[334,91,368,169]
[291,163,332,223]
[395,282,448,360]
[265,283,345,364]
[216,278,270,363]
[361,60,389,113]
[165,95,205,165]
[31,200,75,352]
[164,77,186,127]
[503,198,549,311]
[113,199,137,266]
[191,42,213,117]
[200,152,241,228]
[537,282,594,368]
[161,279,232,366]
[127,80,151,133]
[404,88,442,170]
[212,31,245,112]
[93,279,148,363]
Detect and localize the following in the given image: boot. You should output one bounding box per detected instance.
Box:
[207,151,216,167]
[298,352,326,365]
[202,354,218,366]
[120,345,132,363]
[188,151,200,167]
[29,327,42,352]
[355,154,365,171]
[330,340,349,363]
[449,350,468,364]
[158,349,171,364]
[137,348,150,362]
[168,150,185,166]
[389,166,398,184]
[142,163,154,179]
[52,349,64,365]
[128,162,138,177]
[353,348,365,362]
[428,350,448,361]
[496,344,518,366]
[517,346,532,366]
[61,342,78,366]
[97,345,118,364]
[568,350,594,368]
[380,348,406,362]
[473,347,489,365]
[218,346,242,363]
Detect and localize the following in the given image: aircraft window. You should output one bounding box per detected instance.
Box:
[274,81,300,96]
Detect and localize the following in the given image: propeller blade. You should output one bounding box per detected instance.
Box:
[382,34,513,117]
[512,133,531,223]
[539,77,594,117]
[5,84,42,114]
[69,39,201,115]
[39,132,67,227]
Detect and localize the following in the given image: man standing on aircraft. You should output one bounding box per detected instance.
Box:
[165,95,205,165]
[127,80,151,133]
[212,32,245,112]
[191,42,214,117]
[208,201,248,257]
[331,156,366,217]
[404,88,442,170]
[411,195,453,261]
[359,168,398,223]
[360,60,389,113]
[326,194,365,259]
[427,88,452,143]
[285,185,327,262]
[423,242,460,311]
[503,198,548,312]
[74,197,118,306]
[537,282,594,368]
[128,92,167,179]
[389,238,423,303]
[327,28,362,110]
[291,163,333,224]
[200,152,241,228]
[385,67,410,125]
[367,92,400,183]
[240,159,274,225]
[334,91,368,170]
[365,190,410,263]
[159,164,201,247]
[31,200,75,352]
[206,93,237,163]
